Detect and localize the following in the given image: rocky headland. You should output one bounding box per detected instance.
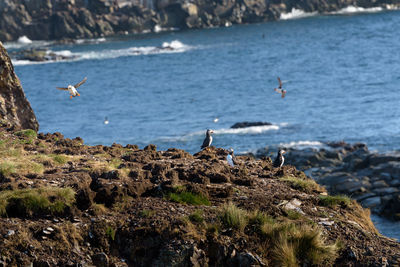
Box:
[1,0,400,42]
[256,142,400,221]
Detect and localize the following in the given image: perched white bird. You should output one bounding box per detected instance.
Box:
[104,117,109,125]
[274,77,287,98]
[57,77,87,99]
[227,148,235,167]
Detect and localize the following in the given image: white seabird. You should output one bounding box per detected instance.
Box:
[274,77,287,98]
[57,77,87,99]
[227,148,235,167]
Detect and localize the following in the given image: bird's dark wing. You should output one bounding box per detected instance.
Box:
[74,77,87,88]
[277,77,282,88]
[201,137,209,149]
[56,87,69,91]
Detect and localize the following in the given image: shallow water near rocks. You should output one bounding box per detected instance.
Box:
[9,10,400,239]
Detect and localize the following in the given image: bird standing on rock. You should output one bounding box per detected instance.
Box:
[57,77,87,99]
[273,149,286,168]
[201,129,214,149]
[274,77,286,98]
[227,148,235,167]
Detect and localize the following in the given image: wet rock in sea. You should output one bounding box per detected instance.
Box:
[230,121,272,128]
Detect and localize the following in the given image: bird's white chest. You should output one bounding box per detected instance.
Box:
[227,154,234,167]
[209,136,213,146]
[280,156,284,167]
[69,86,78,96]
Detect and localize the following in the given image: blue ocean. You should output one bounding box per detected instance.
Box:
[6,7,400,239]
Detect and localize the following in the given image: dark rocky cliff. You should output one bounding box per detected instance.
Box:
[1,0,400,42]
[0,42,38,131]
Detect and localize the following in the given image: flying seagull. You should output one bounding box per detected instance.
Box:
[273,149,286,168]
[104,117,109,125]
[227,148,235,167]
[274,77,286,98]
[201,129,214,149]
[57,77,87,99]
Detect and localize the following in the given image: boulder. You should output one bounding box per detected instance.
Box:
[0,42,38,131]
[230,121,272,129]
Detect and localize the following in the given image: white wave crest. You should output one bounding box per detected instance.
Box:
[279,140,324,149]
[329,6,383,15]
[12,40,193,66]
[280,8,318,20]
[49,50,73,57]
[18,36,32,44]
[214,125,280,135]
[158,124,281,143]
[4,40,52,50]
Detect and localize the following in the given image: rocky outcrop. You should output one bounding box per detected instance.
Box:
[1,0,400,41]
[0,127,399,265]
[231,121,272,128]
[256,142,400,220]
[0,42,38,131]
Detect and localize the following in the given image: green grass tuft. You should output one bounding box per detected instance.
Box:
[0,162,16,177]
[167,190,210,206]
[106,226,116,241]
[319,195,351,208]
[280,176,321,193]
[139,209,155,218]
[0,187,75,217]
[286,210,303,220]
[189,210,204,223]
[15,129,37,139]
[52,154,68,165]
[220,202,248,232]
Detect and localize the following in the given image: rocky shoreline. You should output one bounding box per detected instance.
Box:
[256,142,400,221]
[1,34,400,265]
[1,0,400,42]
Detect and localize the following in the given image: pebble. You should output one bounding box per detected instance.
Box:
[6,229,15,237]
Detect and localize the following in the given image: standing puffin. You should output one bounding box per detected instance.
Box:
[227,148,235,167]
[201,129,214,149]
[274,77,287,98]
[273,149,286,168]
[57,77,87,99]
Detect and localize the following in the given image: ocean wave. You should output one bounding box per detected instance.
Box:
[279,140,325,149]
[158,124,283,143]
[4,40,53,50]
[329,6,383,15]
[280,8,318,20]
[12,40,193,66]
[75,37,107,44]
[17,36,32,44]
[214,125,280,135]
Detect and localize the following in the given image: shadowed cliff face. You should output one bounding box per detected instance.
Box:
[0,42,38,131]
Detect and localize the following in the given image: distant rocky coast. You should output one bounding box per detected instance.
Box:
[256,142,400,221]
[1,0,400,42]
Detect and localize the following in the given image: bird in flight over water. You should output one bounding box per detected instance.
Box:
[274,77,287,98]
[57,77,87,99]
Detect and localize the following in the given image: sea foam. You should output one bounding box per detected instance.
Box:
[329,6,383,15]
[279,140,325,149]
[12,40,193,66]
[280,8,318,20]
